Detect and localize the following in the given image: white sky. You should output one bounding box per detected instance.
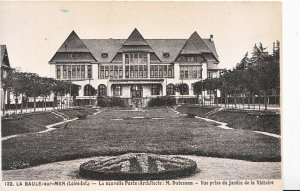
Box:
[0,1,281,77]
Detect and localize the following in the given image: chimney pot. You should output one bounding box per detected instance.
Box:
[210,35,214,41]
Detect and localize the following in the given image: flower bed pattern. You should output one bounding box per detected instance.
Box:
[79,153,197,180]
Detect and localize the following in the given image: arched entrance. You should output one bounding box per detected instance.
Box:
[131,85,143,98]
[131,85,143,108]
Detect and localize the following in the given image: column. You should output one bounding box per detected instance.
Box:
[122,53,125,79]
[202,62,207,79]
[147,53,150,79]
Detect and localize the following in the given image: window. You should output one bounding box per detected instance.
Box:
[150,65,173,78]
[87,65,92,78]
[163,52,170,58]
[180,65,202,79]
[56,65,61,79]
[113,85,122,96]
[208,71,213,78]
[59,64,90,79]
[151,84,161,95]
[101,53,108,58]
[187,57,197,63]
[84,84,93,96]
[123,53,148,79]
[63,66,67,79]
[131,85,143,98]
[167,84,175,95]
[72,65,76,78]
[125,53,147,65]
[81,65,85,78]
[98,84,107,97]
[68,53,80,58]
[180,83,189,95]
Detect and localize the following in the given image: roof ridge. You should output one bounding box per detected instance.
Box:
[82,38,189,40]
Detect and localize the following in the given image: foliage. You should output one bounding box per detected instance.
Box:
[193,41,280,97]
[97,96,110,107]
[97,96,125,107]
[109,97,125,107]
[1,69,80,111]
[148,96,176,107]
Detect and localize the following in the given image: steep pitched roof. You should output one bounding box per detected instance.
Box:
[180,38,202,55]
[203,39,219,62]
[51,29,219,63]
[1,45,11,68]
[82,39,125,62]
[146,39,186,63]
[189,31,212,53]
[57,31,91,52]
[119,28,154,53]
[123,28,149,46]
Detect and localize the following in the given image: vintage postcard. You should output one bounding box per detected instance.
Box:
[0,1,282,191]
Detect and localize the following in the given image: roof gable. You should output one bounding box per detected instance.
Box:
[123,28,149,46]
[203,39,219,62]
[180,39,202,54]
[189,31,212,53]
[1,45,11,68]
[50,29,219,64]
[57,31,91,52]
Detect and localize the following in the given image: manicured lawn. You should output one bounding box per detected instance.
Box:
[58,107,99,119]
[1,107,98,137]
[1,112,62,137]
[2,108,280,170]
[178,105,281,135]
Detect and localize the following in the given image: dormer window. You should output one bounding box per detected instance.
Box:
[187,56,197,63]
[68,53,80,58]
[163,52,170,58]
[101,53,108,58]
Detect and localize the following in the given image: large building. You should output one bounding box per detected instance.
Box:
[1,45,12,112]
[49,29,221,107]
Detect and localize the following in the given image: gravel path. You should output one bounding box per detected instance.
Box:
[2,155,280,181]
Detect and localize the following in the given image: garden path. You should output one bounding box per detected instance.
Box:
[2,155,280,180]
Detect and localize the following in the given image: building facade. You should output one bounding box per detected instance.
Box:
[1,45,12,111]
[49,29,221,107]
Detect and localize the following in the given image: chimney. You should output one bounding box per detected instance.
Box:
[210,35,214,42]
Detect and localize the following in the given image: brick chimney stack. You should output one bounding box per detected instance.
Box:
[210,35,214,42]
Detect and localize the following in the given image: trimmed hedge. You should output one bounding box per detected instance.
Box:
[97,97,126,107]
[148,96,176,107]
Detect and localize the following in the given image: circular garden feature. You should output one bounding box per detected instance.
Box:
[79,153,197,180]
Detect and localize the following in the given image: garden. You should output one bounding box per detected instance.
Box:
[2,108,280,171]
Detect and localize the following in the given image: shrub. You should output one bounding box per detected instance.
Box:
[186,113,196,118]
[109,97,125,107]
[148,96,176,107]
[97,96,125,107]
[97,96,109,107]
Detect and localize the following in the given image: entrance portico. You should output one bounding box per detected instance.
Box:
[108,79,164,107]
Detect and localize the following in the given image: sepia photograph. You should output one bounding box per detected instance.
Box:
[0,1,283,191]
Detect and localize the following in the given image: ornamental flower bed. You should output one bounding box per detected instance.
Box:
[79,153,197,180]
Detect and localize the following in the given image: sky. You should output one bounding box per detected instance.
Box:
[0,1,281,78]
